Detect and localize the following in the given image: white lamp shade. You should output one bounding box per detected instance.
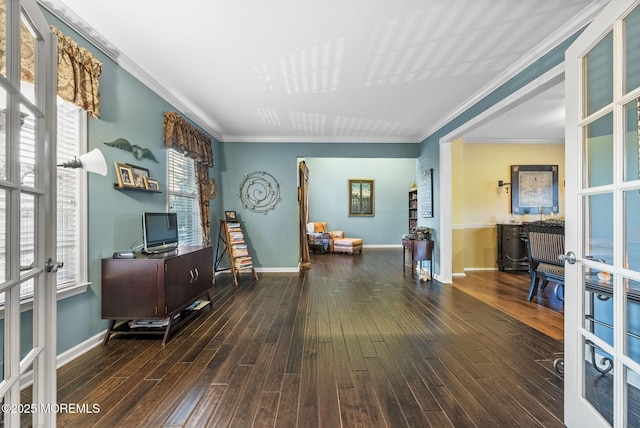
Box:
[77,148,107,176]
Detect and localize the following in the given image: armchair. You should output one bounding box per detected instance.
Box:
[523,221,565,301]
[306,222,342,253]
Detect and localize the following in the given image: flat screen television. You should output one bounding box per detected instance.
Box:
[142,212,179,253]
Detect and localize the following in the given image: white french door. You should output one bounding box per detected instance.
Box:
[0,0,57,427]
[565,0,640,426]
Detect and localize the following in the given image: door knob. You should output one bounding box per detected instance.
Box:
[559,251,577,265]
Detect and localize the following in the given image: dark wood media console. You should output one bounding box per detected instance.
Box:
[101,246,214,345]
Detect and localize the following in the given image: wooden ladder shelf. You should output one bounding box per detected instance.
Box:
[215,220,258,285]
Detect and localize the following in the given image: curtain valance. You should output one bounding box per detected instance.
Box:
[0,11,102,117]
[163,112,213,167]
[164,111,214,246]
[51,27,102,118]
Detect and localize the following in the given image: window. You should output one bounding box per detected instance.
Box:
[56,99,86,290]
[168,148,203,246]
[0,97,86,306]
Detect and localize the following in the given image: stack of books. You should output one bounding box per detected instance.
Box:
[234,256,253,269]
[229,231,245,244]
[231,244,249,257]
[227,222,241,232]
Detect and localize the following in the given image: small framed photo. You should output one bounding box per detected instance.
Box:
[144,177,160,191]
[129,164,150,188]
[115,162,136,188]
[225,211,237,221]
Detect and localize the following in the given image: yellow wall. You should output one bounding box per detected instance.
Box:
[452,141,565,274]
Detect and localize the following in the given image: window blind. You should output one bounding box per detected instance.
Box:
[168,148,203,246]
[56,101,81,288]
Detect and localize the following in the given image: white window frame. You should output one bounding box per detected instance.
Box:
[167,148,203,246]
[54,98,89,298]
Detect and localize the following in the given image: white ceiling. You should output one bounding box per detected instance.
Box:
[465,81,566,143]
[39,0,606,143]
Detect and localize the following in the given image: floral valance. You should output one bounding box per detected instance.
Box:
[0,13,102,118]
[0,3,36,83]
[51,27,102,118]
[163,112,213,167]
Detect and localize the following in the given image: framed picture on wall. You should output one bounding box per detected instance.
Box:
[511,164,559,214]
[348,179,374,216]
[420,168,433,218]
[128,164,150,189]
[115,162,136,188]
[144,177,160,191]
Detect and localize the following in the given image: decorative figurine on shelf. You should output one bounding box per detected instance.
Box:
[104,138,158,162]
[410,182,417,190]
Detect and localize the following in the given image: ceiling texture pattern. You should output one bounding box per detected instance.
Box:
[38,0,607,143]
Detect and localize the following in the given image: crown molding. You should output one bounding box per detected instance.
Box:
[220,135,421,143]
[464,138,565,144]
[37,0,224,142]
[38,0,608,145]
[418,0,609,143]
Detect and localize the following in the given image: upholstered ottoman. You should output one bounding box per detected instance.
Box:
[333,237,363,254]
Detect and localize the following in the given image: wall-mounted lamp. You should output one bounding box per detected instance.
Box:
[498,180,511,194]
[57,148,107,176]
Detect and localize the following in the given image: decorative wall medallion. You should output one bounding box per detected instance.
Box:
[238,171,280,214]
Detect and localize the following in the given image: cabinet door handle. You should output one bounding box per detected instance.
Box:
[189,270,195,283]
[193,268,199,282]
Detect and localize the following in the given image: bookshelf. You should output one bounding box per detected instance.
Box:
[409,189,418,231]
[215,220,258,285]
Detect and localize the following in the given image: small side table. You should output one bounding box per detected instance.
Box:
[402,238,434,280]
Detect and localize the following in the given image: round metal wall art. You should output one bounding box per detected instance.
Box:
[238,171,281,214]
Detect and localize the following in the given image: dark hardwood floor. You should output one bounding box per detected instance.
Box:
[42,249,566,427]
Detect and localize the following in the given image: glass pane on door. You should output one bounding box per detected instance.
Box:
[0,88,6,181]
[585,32,613,116]
[583,193,614,264]
[627,277,640,358]
[0,0,5,80]
[584,265,614,346]
[624,100,640,183]
[0,189,4,283]
[624,190,640,271]
[20,192,35,274]
[625,6,640,94]
[584,338,614,426]
[0,290,3,380]
[19,14,36,102]
[19,106,36,188]
[627,366,640,425]
[584,113,614,188]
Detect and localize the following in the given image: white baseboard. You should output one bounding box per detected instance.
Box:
[20,329,105,389]
[56,330,105,369]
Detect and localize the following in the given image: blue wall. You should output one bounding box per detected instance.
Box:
[34,7,596,362]
[305,158,417,245]
[219,143,419,269]
[416,140,440,273]
[417,30,583,279]
[42,10,222,354]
